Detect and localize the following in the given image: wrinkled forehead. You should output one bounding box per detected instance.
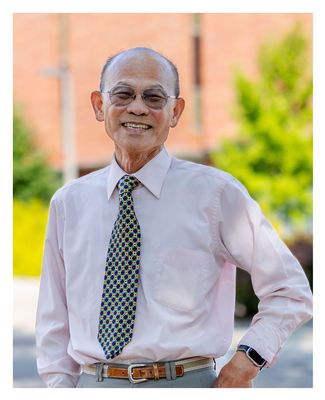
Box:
[102,51,175,93]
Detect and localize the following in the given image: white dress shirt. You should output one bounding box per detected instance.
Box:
[35,147,312,387]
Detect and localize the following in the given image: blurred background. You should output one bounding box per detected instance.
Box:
[13,13,313,387]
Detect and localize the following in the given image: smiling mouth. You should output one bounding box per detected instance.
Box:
[121,122,152,130]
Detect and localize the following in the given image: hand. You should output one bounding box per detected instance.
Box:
[213,351,260,388]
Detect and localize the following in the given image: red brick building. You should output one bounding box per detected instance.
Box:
[13,13,312,178]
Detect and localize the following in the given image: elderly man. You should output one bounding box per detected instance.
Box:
[36,47,312,388]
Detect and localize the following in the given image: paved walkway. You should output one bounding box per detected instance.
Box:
[13,277,313,388]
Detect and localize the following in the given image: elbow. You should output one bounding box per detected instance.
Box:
[296,287,313,326]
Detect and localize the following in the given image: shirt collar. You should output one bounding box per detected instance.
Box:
[106,147,171,200]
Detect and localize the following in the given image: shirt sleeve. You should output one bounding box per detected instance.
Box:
[35,194,81,387]
[218,178,313,366]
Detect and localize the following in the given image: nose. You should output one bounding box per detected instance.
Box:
[125,94,150,115]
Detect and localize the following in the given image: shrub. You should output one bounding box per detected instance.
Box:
[13,108,61,202]
[210,25,312,238]
[13,198,49,277]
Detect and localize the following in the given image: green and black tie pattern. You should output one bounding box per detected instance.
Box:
[98,175,141,360]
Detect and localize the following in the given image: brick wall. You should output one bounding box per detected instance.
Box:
[13,13,312,172]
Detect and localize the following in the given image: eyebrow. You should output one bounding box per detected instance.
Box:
[112,82,167,92]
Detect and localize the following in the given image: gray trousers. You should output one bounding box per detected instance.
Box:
[76,364,217,388]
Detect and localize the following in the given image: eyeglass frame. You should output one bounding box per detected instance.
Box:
[100,86,178,110]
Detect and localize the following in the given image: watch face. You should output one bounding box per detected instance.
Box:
[247,348,265,366]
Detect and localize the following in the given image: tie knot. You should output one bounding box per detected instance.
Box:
[118,175,140,194]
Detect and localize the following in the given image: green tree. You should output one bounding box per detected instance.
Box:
[13,108,61,202]
[210,25,312,237]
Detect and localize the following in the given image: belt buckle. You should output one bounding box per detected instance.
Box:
[127,363,148,383]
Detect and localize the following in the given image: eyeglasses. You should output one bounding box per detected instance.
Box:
[101,86,177,110]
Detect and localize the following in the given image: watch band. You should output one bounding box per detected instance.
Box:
[237,345,267,370]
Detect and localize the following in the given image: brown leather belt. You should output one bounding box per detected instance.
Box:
[83,357,214,383]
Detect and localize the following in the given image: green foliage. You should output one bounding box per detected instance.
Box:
[13,108,62,276]
[13,199,49,276]
[13,108,61,203]
[210,25,312,236]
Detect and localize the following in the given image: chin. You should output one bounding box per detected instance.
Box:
[122,142,160,154]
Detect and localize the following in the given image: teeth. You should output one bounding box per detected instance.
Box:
[123,122,151,129]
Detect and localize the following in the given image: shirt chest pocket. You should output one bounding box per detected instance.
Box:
[153,247,213,312]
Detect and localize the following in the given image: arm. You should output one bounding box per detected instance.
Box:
[35,195,81,387]
[215,179,313,387]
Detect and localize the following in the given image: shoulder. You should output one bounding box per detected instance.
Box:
[169,156,241,194]
[51,165,109,205]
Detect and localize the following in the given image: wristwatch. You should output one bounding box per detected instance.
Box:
[237,345,267,369]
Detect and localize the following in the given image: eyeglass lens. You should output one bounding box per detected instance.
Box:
[110,87,169,109]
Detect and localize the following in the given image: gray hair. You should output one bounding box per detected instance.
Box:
[99,47,180,97]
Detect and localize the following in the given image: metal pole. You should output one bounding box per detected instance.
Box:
[192,13,202,135]
[60,65,77,183]
[59,14,77,183]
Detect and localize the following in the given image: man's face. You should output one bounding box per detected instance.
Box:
[91,52,184,155]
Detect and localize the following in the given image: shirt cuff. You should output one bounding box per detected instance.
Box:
[238,322,284,366]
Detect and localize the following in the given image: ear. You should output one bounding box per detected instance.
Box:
[170,97,185,128]
[90,91,104,122]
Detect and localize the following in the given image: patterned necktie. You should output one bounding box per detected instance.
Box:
[98,175,141,360]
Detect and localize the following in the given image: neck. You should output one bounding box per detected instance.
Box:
[115,146,162,173]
